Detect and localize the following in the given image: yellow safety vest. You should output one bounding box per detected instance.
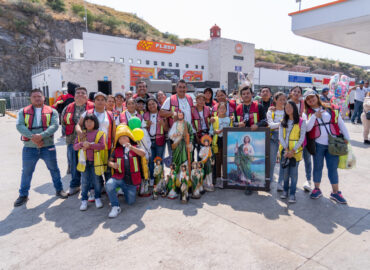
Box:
[77,131,107,176]
[278,123,303,162]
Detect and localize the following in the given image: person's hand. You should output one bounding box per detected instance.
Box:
[32,134,43,142]
[172,112,178,121]
[344,139,349,144]
[112,162,119,170]
[77,130,86,141]
[124,143,132,149]
[146,120,152,127]
[82,141,90,149]
[215,129,221,135]
[159,118,166,126]
[210,117,215,123]
[230,115,234,122]
[36,140,44,148]
[251,124,258,131]
[315,109,323,119]
[239,122,246,127]
[269,106,276,111]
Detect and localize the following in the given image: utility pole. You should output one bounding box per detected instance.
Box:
[84,0,88,32]
[296,0,302,11]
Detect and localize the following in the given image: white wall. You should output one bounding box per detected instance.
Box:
[82,32,208,91]
[60,60,125,95]
[65,39,84,60]
[31,69,62,98]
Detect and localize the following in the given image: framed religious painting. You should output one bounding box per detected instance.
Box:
[222,127,270,191]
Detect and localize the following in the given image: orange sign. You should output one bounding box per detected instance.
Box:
[183,71,203,82]
[137,40,176,54]
[235,43,243,54]
[130,66,155,86]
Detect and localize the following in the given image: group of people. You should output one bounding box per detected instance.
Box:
[15,78,363,218]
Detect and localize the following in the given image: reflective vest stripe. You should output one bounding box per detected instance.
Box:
[160,125,163,135]
[46,114,51,127]
[133,157,139,172]
[66,113,72,125]
[253,113,258,125]
[117,158,122,173]
[194,120,199,130]
[25,114,30,128]
[334,110,339,123]
[237,116,241,122]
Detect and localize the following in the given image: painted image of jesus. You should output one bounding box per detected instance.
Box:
[234,135,255,183]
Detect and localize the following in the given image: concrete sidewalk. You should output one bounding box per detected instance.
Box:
[0,115,369,270]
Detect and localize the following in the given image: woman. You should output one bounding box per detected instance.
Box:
[119,98,144,125]
[305,90,350,204]
[143,98,168,181]
[278,101,306,203]
[267,92,287,191]
[361,91,370,144]
[212,89,236,124]
[204,88,217,108]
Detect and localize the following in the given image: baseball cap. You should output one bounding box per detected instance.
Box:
[136,97,146,104]
[359,80,364,85]
[321,87,329,93]
[115,92,124,98]
[94,92,107,99]
[304,89,317,98]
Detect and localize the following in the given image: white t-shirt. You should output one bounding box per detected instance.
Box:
[355,87,366,102]
[82,110,110,142]
[161,95,192,124]
[198,111,207,130]
[349,90,355,104]
[34,108,42,126]
[149,113,157,137]
[267,109,284,130]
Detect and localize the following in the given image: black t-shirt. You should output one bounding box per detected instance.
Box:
[259,98,273,115]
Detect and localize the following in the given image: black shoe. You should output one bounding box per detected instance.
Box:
[14,196,28,207]
[56,190,69,199]
[68,186,80,196]
[364,140,370,145]
[245,189,253,196]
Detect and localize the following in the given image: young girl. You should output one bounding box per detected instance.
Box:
[74,113,106,211]
[305,90,350,204]
[279,101,306,203]
[210,102,231,187]
[267,92,287,191]
[106,125,146,218]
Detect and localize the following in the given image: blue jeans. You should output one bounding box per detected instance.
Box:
[269,132,280,182]
[106,178,137,207]
[351,100,363,123]
[149,141,165,179]
[282,162,299,196]
[313,143,339,185]
[303,147,312,181]
[67,144,81,188]
[19,146,63,197]
[81,161,101,201]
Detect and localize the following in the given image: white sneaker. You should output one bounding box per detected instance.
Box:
[95,198,103,209]
[80,200,88,211]
[88,190,95,202]
[303,180,312,192]
[277,183,284,192]
[108,206,121,218]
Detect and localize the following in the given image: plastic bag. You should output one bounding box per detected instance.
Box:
[78,149,86,166]
[338,144,356,169]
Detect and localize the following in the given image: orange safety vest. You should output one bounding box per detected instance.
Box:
[168,94,194,128]
[21,105,53,141]
[143,111,165,146]
[63,101,94,136]
[191,106,211,133]
[307,106,341,140]
[235,101,260,126]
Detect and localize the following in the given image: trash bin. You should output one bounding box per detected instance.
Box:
[0,99,6,116]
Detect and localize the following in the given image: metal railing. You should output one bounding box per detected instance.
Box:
[31,57,65,75]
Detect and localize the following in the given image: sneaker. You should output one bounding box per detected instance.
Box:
[88,190,95,202]
[310,188,322,199]
[56,190,68,199]
[68,187,80,196]
[14,196,28,207]
[364,140,370,145]
[303,180,312,192]
[108,206,121,218]
[280,191,288,199]
[330,191,347,204]
[276,183,284,192]
[288,195,296,203]
[95,198,103,208]
[80,200,88,211]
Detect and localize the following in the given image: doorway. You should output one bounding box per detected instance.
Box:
[97,81,112,95]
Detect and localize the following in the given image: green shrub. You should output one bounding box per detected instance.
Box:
[129,22,147,34]
[46,0,65,13]
[183,39,192,45]
[13,18,28,33]
[308,56,314,61]
[71,4,84,14]
[103,16,121,30]
[15,0,45,16]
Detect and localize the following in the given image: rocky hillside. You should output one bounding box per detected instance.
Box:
[0,0,199,92]
[0,0,368,92]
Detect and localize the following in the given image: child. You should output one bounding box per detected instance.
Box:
[279,101,306,203]
[209,102,231,187]
[106,125,146,218]
[74,113,106,211]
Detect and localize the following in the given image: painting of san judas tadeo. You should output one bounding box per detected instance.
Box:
[222,127,270,191]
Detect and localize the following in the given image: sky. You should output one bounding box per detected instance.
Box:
[87,0,370,67]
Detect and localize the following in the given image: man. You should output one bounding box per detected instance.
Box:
[113,93,125,125]
[258,87,273,114]
[157,91,167,106]
[133,81,151,101]
[61,87,94,196]
[351,81,366,124]
[160,79,194,127]
[14,89,68,207]
[235,86,268,195]
[320,88,330,104]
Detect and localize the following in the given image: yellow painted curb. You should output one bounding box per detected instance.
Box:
[6,111,17,118]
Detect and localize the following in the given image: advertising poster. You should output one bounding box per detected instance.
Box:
[130,66,155,86]
[182,71,203,82]
[157,68,180,83]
